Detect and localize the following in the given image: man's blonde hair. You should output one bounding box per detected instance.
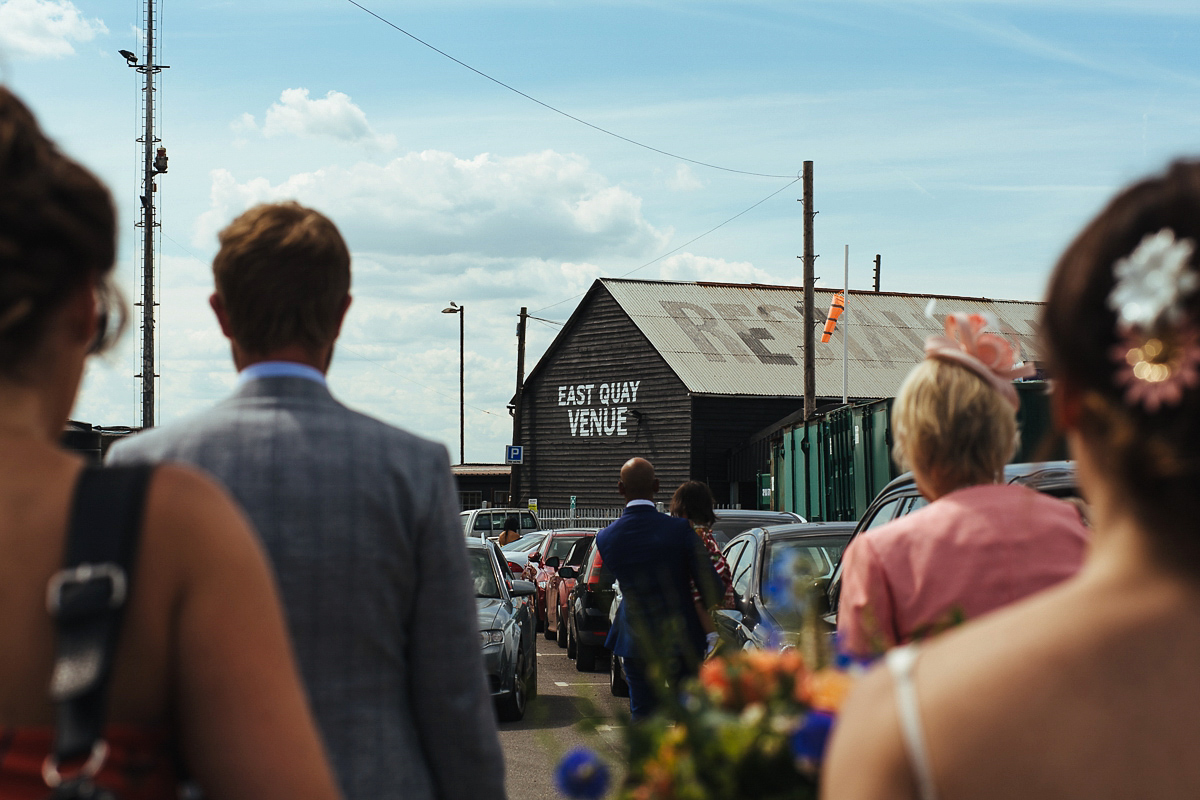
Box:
[212,202,350,356]
[891,358,1017,490]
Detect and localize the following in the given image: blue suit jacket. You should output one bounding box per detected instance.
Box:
[598,505,723,662]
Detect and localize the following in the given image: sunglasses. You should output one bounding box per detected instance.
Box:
[88,279,126,355]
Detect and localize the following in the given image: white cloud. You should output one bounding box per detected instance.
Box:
[0,0,106,60]
[238,88,396,149]
[194,149,669,261]
[666,163,704,191]
[658,252,784,285]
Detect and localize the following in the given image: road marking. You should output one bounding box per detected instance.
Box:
[554,681,607,686]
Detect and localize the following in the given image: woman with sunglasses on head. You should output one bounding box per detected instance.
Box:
[0,87,340,800]
[825,161,1200,799]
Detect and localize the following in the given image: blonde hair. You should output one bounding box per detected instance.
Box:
[891,358,1017,490]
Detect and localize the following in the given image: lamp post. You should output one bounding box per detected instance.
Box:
[442,302,465,464]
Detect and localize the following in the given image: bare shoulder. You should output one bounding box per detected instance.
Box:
[822,660,917,800]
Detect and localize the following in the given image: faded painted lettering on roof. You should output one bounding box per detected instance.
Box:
[661,300,798,366]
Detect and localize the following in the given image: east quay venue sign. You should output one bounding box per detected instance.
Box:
[558,380,641,437]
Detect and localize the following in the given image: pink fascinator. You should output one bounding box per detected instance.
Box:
[924,313,1035,409]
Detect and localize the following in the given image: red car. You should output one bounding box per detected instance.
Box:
[545,535,596,647]
[522,529,595,632]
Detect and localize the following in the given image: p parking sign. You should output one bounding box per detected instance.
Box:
[505,445,524,464]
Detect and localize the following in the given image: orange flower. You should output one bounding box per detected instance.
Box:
[699,660,731,705]
[801,668,854,712]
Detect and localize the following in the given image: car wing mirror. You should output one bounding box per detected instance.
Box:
[557,565,578,580]
[545,556,561,569]
[527,553,541,563]
[510,579,537,597]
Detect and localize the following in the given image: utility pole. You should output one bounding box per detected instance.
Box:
[802,161,815,420]
[458,306,464,464]
[873,254,881,292]
[508,307,528,506]
[122,1,169,428]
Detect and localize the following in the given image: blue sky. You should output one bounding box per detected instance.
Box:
[2,0,1199,462]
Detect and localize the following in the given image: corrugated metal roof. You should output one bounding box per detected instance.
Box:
[601,278,1044,398]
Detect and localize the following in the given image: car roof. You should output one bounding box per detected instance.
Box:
[875,460,1076,499]
[544,528,597,535]
[713,509,801,519]
[762,521,857,539]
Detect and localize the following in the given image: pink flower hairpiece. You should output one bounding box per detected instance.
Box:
[924,312,1035,409]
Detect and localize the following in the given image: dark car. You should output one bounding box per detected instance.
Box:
[522,528,596,631]
[714,522,855,652]
[559,540,616,674]
[826,461,1079,626]
[469,540,538,721]
[545,534,596,646]
[711,509,806,547]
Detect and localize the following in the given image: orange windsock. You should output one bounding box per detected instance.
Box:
[821,292,845,343]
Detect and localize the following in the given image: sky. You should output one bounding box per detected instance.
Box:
[2,0,1199,462]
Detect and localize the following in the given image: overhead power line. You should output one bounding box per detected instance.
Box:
[344,0,798,180]
[339,343,505,418]
[533,176,801,314]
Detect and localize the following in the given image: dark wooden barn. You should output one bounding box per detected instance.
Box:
[512,278,1044,510]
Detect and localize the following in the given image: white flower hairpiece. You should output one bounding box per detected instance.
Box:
[1106,228,1200,412]
[1107,228,1198,331]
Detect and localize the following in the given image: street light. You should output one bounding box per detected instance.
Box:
[442,302,465,464]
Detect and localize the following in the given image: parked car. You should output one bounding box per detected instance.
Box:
[714,522,855,652]
[522,528,596,631]
[560,540,618,675]
[825,461,1079,627]
[461,508,541,542]
[545,534,596,647]
[468,539,538,721]
[500,531,547,576]
[711,509,805,547]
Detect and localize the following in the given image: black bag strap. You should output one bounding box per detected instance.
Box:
[44,465,155,787]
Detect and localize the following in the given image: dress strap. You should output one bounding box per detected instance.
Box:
[886,643,938,800]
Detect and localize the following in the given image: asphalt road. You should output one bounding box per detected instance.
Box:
[499,632,630,800]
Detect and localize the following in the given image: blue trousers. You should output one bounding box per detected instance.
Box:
[621,653,696,720]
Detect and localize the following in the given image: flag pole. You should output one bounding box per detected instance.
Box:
[843,244,849,404]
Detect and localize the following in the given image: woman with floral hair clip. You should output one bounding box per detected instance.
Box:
[825,160,1200,800]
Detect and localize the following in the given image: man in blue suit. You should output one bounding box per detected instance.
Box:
[598,457,723,719]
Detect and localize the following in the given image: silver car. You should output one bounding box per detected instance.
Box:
[469,540,538,721]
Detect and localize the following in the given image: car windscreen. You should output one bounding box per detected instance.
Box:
[762,537,847,610]
[469,549,501,598]
[546,534,587,561]
[504,534,544,554]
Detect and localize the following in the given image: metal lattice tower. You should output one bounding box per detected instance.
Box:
[125,0,168,427]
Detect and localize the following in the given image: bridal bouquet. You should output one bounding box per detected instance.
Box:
[617,650,851,800]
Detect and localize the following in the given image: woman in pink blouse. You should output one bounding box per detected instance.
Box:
[836,317,1089,660]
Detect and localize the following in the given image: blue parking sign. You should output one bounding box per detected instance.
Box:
[505,445,524,464]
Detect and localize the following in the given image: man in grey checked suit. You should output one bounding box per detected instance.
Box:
[108,202,506,800]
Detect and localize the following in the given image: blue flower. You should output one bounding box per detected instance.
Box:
[555,747,610,800]
[790,710,835,763]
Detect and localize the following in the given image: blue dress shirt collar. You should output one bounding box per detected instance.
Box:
[237,361,327,388]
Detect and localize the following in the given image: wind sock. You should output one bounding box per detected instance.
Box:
[821,292,845,343]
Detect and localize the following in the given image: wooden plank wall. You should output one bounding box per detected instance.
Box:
[520,287,692,507]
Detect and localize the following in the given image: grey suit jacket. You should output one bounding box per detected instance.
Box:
[108,376,506,800]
